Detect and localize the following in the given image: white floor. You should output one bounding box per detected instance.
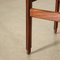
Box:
[0,0,60,60]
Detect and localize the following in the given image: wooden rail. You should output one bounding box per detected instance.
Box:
[30,8,60,22]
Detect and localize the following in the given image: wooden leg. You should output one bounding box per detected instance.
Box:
[26,0,32,54]
[54,0,59,33]
[54,21,58,33]
[26,17,32,54]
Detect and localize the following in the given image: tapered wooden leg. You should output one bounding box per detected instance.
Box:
[26,17,32,54]
[54,0,59,33]
[54,22,58,33]
[26,0,32,54]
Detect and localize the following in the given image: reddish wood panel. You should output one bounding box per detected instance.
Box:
[30,8,60,22]
[59,0,60,1]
